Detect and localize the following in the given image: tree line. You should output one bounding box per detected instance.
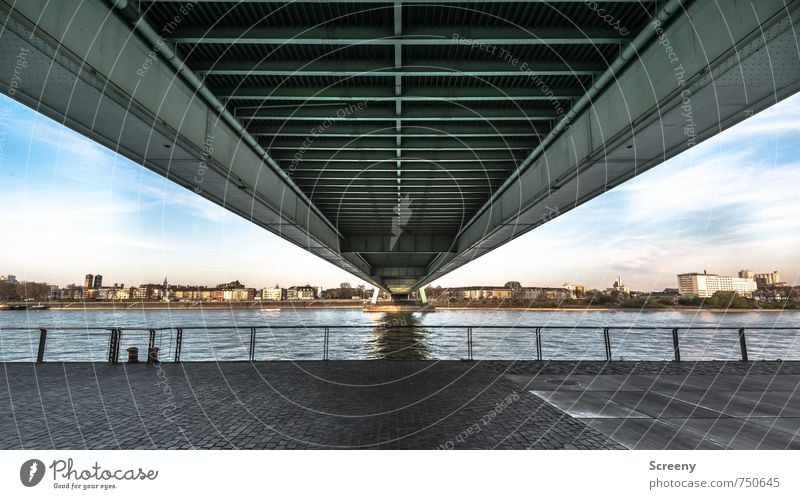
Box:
[0,281,52,301]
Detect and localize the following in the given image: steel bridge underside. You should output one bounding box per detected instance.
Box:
[1,0,799,295]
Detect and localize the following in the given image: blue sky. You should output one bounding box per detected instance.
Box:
[1,92,799,291]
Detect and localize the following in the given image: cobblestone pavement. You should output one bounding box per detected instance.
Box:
[0,361,620,450]
[2,361,796,450]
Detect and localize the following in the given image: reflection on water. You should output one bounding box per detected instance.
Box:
[367,313,430,360]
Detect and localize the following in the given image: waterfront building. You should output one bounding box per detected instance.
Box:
[173,286,213,301]
[93,274,103,289]
[452,286,512,300]
[84,274,93,289]
[287,285,316,300]
[222,288,256,301]
[262,286,284,301]
[677,271,757,298]
[518,287,570,301]
[562,283,586,299]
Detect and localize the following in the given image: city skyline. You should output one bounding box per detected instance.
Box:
[1,92,799,291]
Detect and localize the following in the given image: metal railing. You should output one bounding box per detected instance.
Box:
[0,325,798,363]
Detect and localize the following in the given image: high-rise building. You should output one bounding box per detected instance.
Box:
[93,274,103,289]
[754,271,782,286]
[84,274,94,289]
[738,269,755,279]
[677,272,757,298]
[0,274,16,283]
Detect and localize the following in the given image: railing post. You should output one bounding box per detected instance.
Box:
[36,328,47,363]
[249,327,256,362]
[672,328,681,362]
[107,329,114,364]
[738,327,749,362]
[174,328,183,363]
[322,327,329,361]
[115,329,122,365]
[147,329,156,365]
[466,327,473,361]
[108,328,122,365]
[603,328,612,361]
[535,327,542,361]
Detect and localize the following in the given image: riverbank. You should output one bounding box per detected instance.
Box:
[1,301,796,312]
[0,300,364,310]
[435,306,792,312]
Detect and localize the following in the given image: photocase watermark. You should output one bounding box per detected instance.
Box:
[390,194,413,250]
[438,391,520,449]
[584,2,630,36]
[652,19,696,148]
[6,46,29,97]
[136,0,198,79]
[376,315,409,331]
[0,104,10,170]
[20,459,45,487]
[287,101,368,177]
[541,204,560,223]
[193,133,215,193]
[154,362,181,425]
[19,458,158,490]
[452,34,571,128]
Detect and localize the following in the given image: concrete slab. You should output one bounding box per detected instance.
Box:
[531,390,650,419]
[598,391,725,419]
[582,418,726,450]
[743,417,800,437]
[661,417,800,450]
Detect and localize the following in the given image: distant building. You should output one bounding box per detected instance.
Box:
[84,274,94,289]
[223,288,255,301]
[93,274,103,289]
[287,285,316,300]
[173,286,213,301]
[451,286,512,300]
[647,288,680,303]
[740,269,784,288]
[0,274,17,283]
[562,283,586,299]
[261,286,284,301]
[677,271,757,298]
[518,287,569,301]
[755,285,793,302]
[607,276,630,295]
[754,271,782,287]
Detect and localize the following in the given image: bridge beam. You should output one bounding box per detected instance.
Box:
[343,235,453,254]
[0,0,379,290]
[420,0,800,289]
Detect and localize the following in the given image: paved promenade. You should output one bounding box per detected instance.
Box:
[1,361,798,449]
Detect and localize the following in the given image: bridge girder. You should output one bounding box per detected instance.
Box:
[1,0,799,295]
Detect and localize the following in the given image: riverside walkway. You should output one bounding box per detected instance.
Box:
[1,361,799,450]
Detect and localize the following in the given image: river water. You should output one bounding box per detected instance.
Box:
[1,308,799,362]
